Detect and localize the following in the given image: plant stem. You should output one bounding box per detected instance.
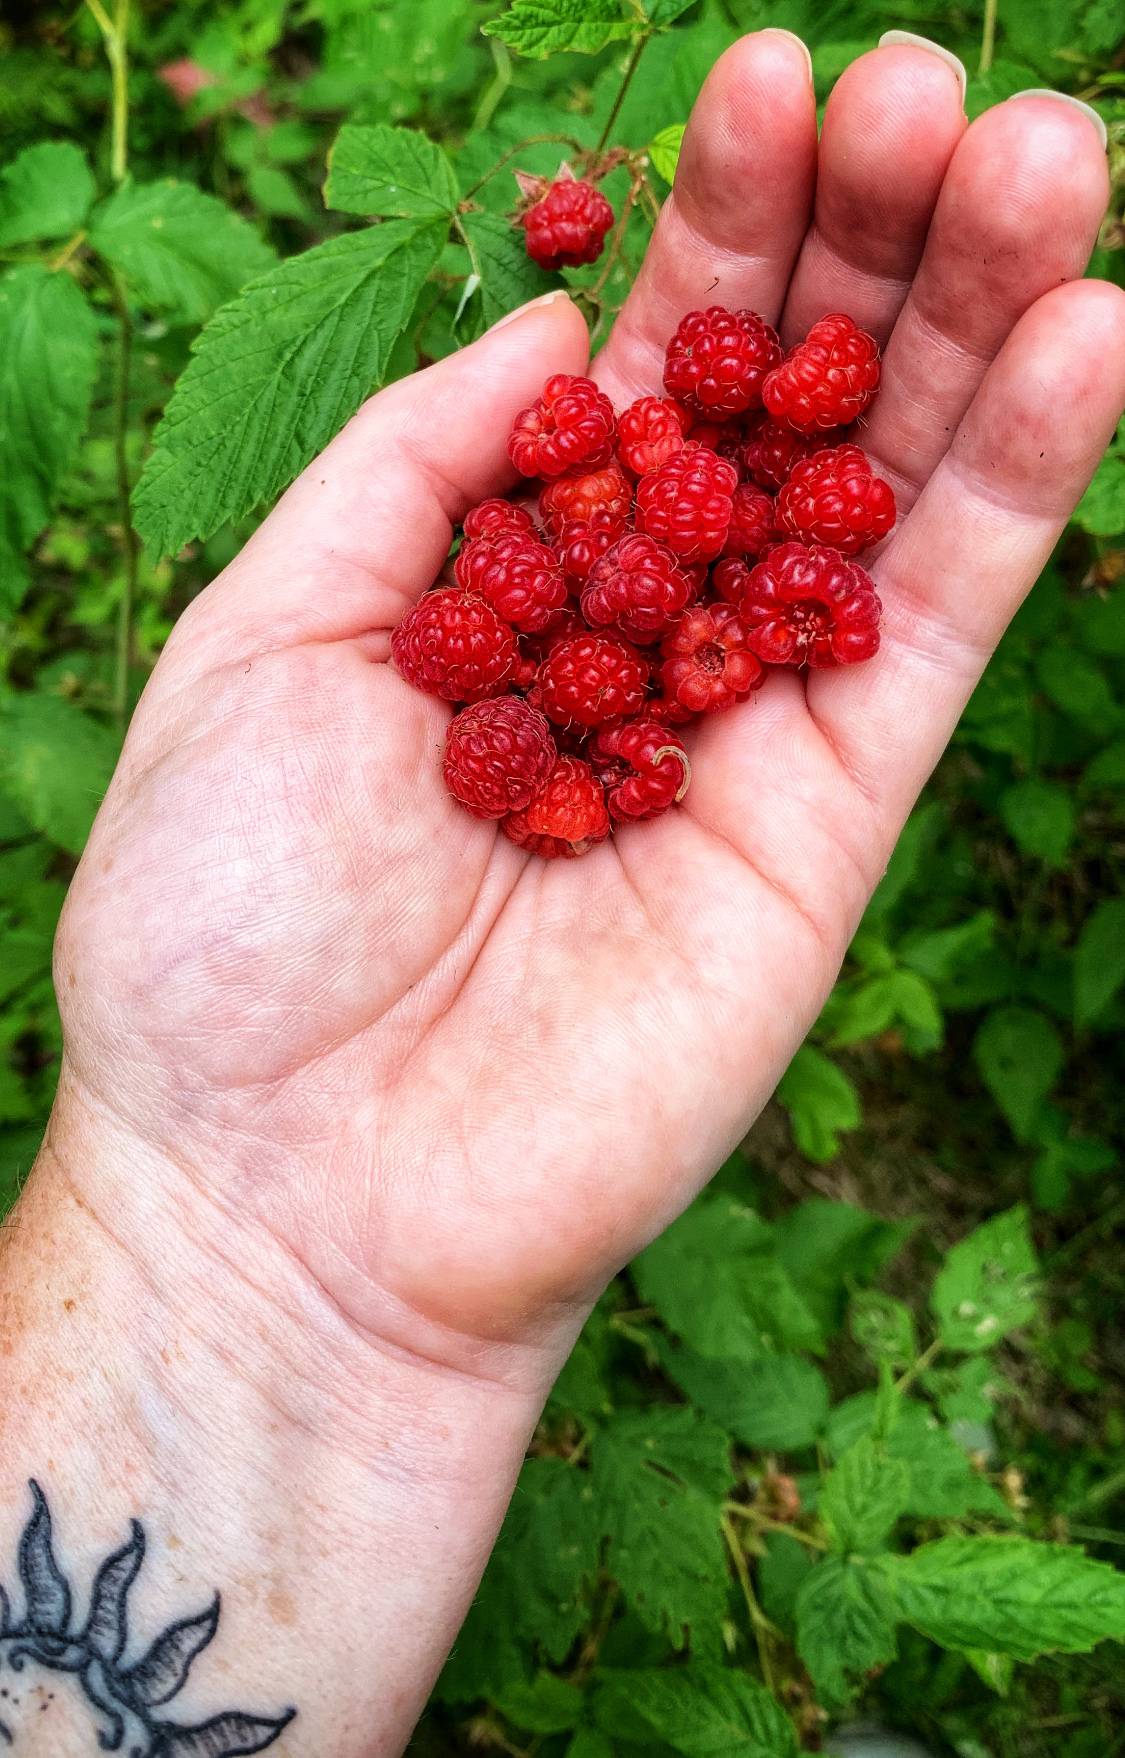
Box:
[979,0,998,75]
[110,274,140,728]
[459,133,584,204]
[723,1503,829,1551]
[895,1336,943,1396]
[721,1514,777,1690]
[596,33,649,157]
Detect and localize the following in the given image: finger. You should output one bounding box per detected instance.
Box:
[172,293,590,661]
[780,40,967,345]
[861,95,1110,505]
[807,278,1125,831]
[595,30,818,404]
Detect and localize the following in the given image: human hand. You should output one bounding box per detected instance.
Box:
[53,33,1123,1392]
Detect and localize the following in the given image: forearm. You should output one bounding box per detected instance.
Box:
[1,1097,555,1757]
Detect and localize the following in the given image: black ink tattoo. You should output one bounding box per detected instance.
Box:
[0,1483,294,1755]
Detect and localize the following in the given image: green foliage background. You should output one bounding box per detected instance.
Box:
[1,1,1123,1753]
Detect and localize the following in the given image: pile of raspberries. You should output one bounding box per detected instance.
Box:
[392,307,893,859]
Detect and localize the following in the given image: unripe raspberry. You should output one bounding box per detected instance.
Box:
[392,588,516,702]
[659,602,764,713]
[775,444,895,554]
[663,305,782,420]
[721,482,776,558]
[635,443,738,562]
[538,631,649,728]
[508,374,617,479]
[739,541,881,667]
[503,755,610,858]
[462,498,537,543]
[580,532,698,643]
[589,719,691,822]
[539,462,632,540]
[616,395,689,476]
[742,416,831,489]
[763,313,881,433]
[443,697,557,819]
[454,532,567,634]
[520,176,614,272]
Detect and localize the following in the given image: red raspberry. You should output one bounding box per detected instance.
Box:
[539,462,632,540]
[580,532,698,643]
[508,374,616,479]
[659,602,764,713]
[521,603,587,664]
[663,306,782,420]
[712,555,753,605]
[392,588,516,702]
[739,541,881,667]
[520,177,614,272]
[635,444,738,563]
[721,482,776,558]
[555,512,625,584]
[454,533,567,634]
[442,697,556,819]
[742,416,830,489]
[462,498,537,543]
[538,631,649,728]
[589,719,691,822]
[763,314,881,434]
[648,693,698,728]
[503,756,610,858]
[616,396,689,476]
[775,444,895,555]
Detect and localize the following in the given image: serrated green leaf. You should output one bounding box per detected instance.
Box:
[0,694,118,855]
[0,141,95,248]
[1074,898,1125,1027]
[821,1437,911,1555]
[757,1532,815,1637]
[595,1665,797,1757]
[973,1007,1064,1141]
[483,0,637,58]
[964,1648,1014,1696]
[325,124,458,218]
[459,209,554,331]
[849,1292,917,1371]
[1073,449,1125,537]
[0,266,98,611]
[776,1200,911,1337]
[880,1537,1125,1660]
[826,1394,1008,1521]
[89,178,276,326]
[648,123,685,183]
[796,1557,897,1708]
[133,220,444,556]
[662,1345,830,1451]
[932,1206,1039,1355]
[775,1045,860,1162]
[495,1673,584,1734]
[998,777,1075,866]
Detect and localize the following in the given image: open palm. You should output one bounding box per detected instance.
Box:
[57,34,1123,1380]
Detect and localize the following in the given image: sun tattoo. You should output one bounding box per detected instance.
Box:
[0,1482,295,1755]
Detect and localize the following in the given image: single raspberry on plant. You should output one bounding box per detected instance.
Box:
[539,461,632,540]
[739,541,881,667]
[508,374,616,479]
[659,601,764,713]
[742,416,830,489]
[462,498,537,543]
[663,306,782,420]
[454,532,567,634]
[555,512,626,584]
[589,719,691,822]
[580,532,698,643]
[503,755,610,858]
[538,631,649,728]
[442,697,557,819]
[616,395,689,476]
[763,313,881,433]
[775,443,895,554]
[635,443,738,562]
[391,587,516,702]
[721,482,776,558]
[519,175,614,272]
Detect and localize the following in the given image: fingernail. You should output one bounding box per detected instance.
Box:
[761,29,813,85]
[878,30,967,104]
[1006,89,1108,149]
[488,290,573,334]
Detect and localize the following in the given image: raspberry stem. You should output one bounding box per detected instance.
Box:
[653,746,693,802]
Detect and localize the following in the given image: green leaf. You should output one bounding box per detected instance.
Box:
[826,1395,1008,1521]
[1074,899,1125,1026]
[648,123,685,183]
[495,1673,584,1734]
[662,1346,830,1451]
[0,266,98,610]
[592,1406,731,1653]
[776,1200,911,1336]
[973,1007,1064,1141]
[0,141,95,248]
[90,178,276,326]
[849,1292,917,1371]
[1073,450,1125,537]
[880,1537,1125,1661]
[594,1665,798,1758]
[998,778,1075,866]
[324,124,459,218]
[931,1206,1039,1355]
[964,1648,1015,1696]
[757,1532,815,1636]
[566,1733,614,1758]
[0,694,118,856]
[458,210,554,332]
[133,220,444,556]
[483,0,637,57]
[775,1045,860,1162]
[1036,647,1118,728]
[796,1557,897,1708]
[821,1437,911,1555]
